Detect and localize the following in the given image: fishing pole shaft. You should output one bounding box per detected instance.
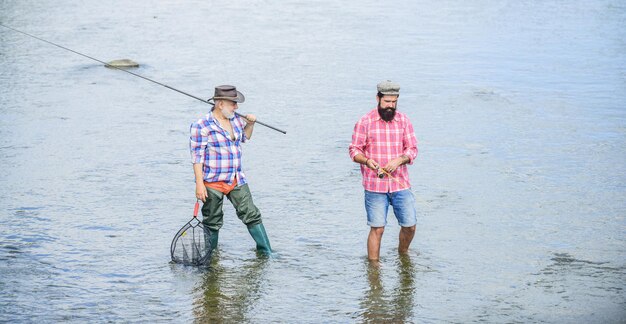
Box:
[0,23,286,134]
[234,112,286,134]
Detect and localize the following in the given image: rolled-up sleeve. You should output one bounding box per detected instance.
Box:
[402,120,418,164]
[190,121,207,164]
[349,119,367,160]
[236,115,247,143]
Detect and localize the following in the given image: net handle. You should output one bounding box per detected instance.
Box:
[194,200,200,218]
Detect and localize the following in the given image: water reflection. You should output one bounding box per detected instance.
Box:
[192,252,269,323]
[360,255,417,323]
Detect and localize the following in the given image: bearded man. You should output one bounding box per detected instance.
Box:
[189,85,271,256]
[348,80,418,261]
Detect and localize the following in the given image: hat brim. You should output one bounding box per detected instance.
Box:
[213,90,245,103]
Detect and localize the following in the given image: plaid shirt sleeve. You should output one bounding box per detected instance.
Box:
[402,118,418,164]
[189,120,207,164]
[234,115,247,143]
[349,117,367,160]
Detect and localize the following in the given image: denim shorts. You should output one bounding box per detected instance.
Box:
[364,189,417,227]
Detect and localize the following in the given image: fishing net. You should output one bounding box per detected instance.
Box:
[170,201,213,266]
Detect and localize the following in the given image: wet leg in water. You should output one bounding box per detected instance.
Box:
[398,225,415,254]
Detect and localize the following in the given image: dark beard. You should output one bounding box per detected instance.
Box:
[377,105,396,122]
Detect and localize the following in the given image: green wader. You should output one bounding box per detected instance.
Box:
[201,183,272,255]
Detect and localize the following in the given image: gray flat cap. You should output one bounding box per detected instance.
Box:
[377,80,400,95]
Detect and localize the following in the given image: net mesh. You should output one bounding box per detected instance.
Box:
[170,217,213,266]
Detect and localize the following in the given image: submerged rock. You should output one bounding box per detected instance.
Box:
[105,59,139,69]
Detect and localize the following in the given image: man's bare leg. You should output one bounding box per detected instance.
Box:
[398,225,416,254]
[367,227,385,260]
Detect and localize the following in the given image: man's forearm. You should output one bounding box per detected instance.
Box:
[399,154,410,165]
[193,163,204,183]
[353,154,369,165]
[244,123,254,139]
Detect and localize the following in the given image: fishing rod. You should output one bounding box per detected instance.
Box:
[0,23,286,135]
[376,167,422,201]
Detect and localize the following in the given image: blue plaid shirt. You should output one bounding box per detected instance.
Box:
[190,112,248,185]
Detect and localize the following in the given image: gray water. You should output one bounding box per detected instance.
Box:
[1,1,625,323]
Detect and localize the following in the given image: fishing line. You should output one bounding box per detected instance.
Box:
[0,23,286,134]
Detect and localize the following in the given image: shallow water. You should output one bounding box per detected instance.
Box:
[1,0,625,322]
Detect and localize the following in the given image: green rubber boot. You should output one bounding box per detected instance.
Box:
[204,229,219,255]
[209,229,219,251]
[247,223,272,255]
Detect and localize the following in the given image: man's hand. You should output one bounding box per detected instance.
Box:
[383,156,405,174]
[244,114,256,124]
[196,182,208,202]
[365,158,380,171]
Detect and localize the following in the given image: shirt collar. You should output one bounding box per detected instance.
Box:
[208,111,235,126]
[208,111,221,124]
[207,111,242,139]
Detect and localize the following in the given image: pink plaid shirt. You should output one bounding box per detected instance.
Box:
[349,108,418,193]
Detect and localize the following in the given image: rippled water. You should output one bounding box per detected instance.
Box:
[1,1,625,322]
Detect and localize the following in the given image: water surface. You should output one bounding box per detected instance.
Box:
[1,1,625,322]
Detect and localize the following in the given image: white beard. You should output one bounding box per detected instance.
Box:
[221,108,235,119]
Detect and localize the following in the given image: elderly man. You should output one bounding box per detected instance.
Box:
[349,80,418,261]
[189,85,271,255]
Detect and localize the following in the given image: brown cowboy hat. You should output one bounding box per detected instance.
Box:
[211,85,245,103]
